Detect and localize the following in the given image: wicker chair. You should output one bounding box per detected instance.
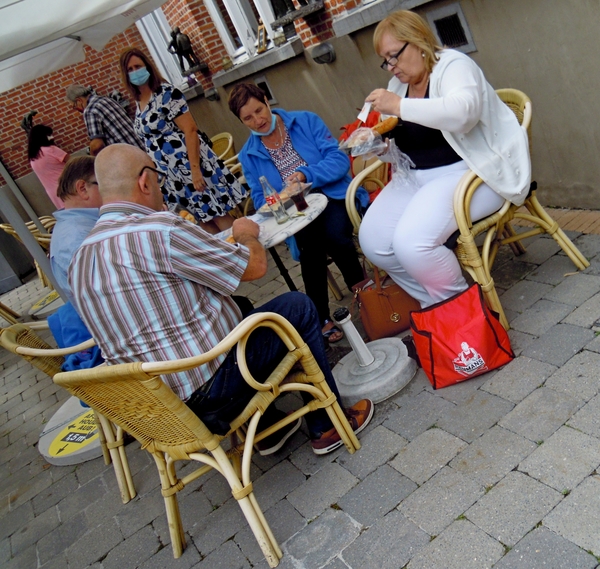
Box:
[210,132,235,161]
[345,89,589,329]
[0,302,21,325]
[0,216,57,290]
[0,323,136,504]
[54,311,361,566]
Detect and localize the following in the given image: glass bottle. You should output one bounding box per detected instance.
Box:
[259,176,290,224]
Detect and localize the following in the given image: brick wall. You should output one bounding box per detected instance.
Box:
[1,0,355,181]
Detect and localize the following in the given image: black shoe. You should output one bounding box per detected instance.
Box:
[255,417,302,456]
[402,335,421,367]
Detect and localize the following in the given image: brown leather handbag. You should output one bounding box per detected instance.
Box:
[352,268,421,341]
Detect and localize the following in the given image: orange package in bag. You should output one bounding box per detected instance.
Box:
[409,284,514,389]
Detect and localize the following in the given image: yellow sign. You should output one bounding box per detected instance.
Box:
[48,410,99,457]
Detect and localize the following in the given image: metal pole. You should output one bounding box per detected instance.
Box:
[0,159,46,233]
[0,186,67,300]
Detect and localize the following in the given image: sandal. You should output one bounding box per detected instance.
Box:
[322,319,344,343]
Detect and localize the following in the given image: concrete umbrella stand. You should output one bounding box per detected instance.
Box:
[331,308,417,406]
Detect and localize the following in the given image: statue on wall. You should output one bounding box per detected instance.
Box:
[167,27,207,74]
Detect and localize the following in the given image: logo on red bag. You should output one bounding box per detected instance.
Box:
[453,342,487,376]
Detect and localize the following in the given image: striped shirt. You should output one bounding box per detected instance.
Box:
[84,94,144,150]
[69,202,249,400]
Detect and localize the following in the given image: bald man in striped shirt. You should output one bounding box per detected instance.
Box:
[70,144,373,455]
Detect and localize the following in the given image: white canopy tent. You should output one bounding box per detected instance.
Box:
[0,0,169,299]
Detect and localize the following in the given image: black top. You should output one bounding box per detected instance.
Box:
[390,84,462,170]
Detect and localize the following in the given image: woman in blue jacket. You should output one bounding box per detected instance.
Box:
[229,83,366,343]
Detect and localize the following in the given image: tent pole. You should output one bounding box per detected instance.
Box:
[0,186,67,301]
[0,160,46,233]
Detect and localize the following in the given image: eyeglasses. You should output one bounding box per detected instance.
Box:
[139,166,166,187]
[380,43,409,70]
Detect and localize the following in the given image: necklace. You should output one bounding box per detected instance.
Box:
[272,119,284,148]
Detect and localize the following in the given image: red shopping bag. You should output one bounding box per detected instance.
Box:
[409,284,514,389]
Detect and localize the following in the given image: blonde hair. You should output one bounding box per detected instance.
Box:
[373,10,441,73]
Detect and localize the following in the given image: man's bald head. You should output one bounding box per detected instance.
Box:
[95,144,153,202]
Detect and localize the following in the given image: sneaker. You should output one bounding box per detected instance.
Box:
[311,399,374,455]
[255,417,302,456]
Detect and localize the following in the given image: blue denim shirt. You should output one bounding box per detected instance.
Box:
[50,208,99,303]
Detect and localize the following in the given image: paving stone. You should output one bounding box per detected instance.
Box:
[494,526,598,569]
[510,299,574,336]
[382,391,455,441]
[252,458,306,512]
[527,255,584,285]
[36,511,89,566]
[338,465,416,527]
[522,324,596,367]
[482,356,556,404]
[586,334,600,354]
[449,426,536,487]
[189,498,246,555]
[116,491,166,539]
[583,255,600,276]
[499,280,554,313]
[520,237,562,265]
[287,462,358,520]
[433,372,492,405]
[321,558,349,569]
[390,428,467,485]
[196,539,251,568]
[493,260,537,290]
[31,471,79,515]
[0,537,9,565]
[341,510,429,569]
[4,543,38,569]
[543,273,600,306]
[544,351,600,403]
[466,471,562,546]
[568,393,600,438]
[336,425,407,480]
[57,475,108,521]
[234,499,305,565]
[398,467,484,536]
[137,538,201,569]
[563,291,600,327]
[178,490,213,532]
[64,518,123,567]
[285,508,360,569]
[519,426,600,492]
[9,504,60,556]
[572,234,600,259]
[0,500,33,541]
[544,475,600,557]
[103,525,161,569]
[435,391,514,443]
[499,387,580,442]
[7,468,53,511]
[506,328,536,357]
[391,369,431,404]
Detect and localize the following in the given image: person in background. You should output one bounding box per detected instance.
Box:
[28,124,69,210]
[69,144,373,456]
[360,10,530,308]
[65,84,144,156]
[50,156,101,304]
[118,47,246,233]
[228,83,368,344]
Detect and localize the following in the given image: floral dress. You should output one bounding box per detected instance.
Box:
[134,83,246,222]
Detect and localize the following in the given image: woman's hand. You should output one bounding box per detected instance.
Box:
[192,169,207,191]
[285,171,306,184]
[365,89,402,117]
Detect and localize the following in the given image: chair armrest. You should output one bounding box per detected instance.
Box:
[345,159,385,234]
[16,337,96,357]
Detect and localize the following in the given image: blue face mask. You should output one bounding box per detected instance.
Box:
[129,67,150,86]
[251,112,277,137]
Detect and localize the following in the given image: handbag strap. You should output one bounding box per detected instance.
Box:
[372,265,384,291]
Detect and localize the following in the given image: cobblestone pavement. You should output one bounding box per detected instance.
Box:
[2,216,600,569]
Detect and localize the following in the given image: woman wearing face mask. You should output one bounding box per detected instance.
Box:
[28,124,70,210]
[119,47,246,233]
[228,83,368,343]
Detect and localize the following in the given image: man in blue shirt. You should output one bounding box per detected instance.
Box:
[50,156,101,304]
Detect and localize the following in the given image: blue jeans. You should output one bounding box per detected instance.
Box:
[186,292,340,438]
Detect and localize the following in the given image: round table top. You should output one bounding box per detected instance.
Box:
[218,193,328,248]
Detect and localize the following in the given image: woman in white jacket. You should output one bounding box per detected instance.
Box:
[359,10,530,307]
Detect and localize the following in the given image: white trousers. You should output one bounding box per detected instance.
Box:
[358,161,505,307]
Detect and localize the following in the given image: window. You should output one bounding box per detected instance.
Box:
[203,0,277,62]
[426,3,476,54]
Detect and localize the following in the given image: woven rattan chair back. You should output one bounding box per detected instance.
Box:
[0,324,136,503]
[54,311,360,566]
[210,132,235,161]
